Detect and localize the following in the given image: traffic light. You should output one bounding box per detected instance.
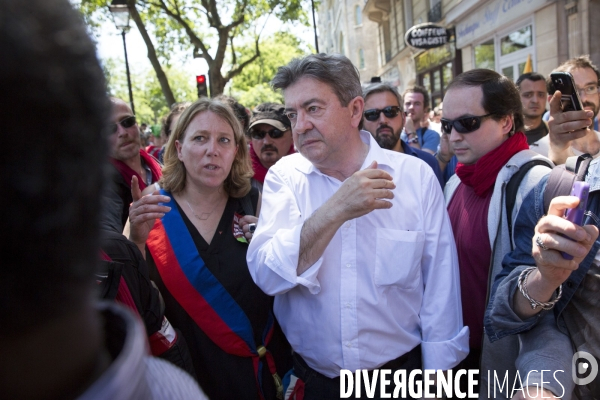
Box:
[196,74,208,98]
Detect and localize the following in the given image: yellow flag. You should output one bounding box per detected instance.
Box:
[523,54,533,74]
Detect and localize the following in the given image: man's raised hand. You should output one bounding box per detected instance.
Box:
[331,161,395,221]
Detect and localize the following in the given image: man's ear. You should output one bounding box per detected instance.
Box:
[349,96,365,129]
[502,115,515,135]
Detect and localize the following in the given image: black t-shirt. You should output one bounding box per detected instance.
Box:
[525,121,549,145]
[147,187,292,400]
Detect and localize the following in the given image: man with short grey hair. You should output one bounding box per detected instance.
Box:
[247,53,468,399]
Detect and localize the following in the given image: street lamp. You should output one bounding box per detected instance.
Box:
[109,0,135,115]
[310,0,319,53]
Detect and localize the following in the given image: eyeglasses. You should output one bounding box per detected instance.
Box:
[440,113,493,135]
[577,84,599,97]
[110,116,137,134]
[363,106,401,121]
[248,128,287,140]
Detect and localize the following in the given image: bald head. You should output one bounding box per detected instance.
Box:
[109,97,141,161]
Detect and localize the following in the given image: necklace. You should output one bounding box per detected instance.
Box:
[185,198,221,221]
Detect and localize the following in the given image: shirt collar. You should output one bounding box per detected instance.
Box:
[400,139,417,157]
[294,130,395,176]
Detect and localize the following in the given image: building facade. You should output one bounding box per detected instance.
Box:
[450,0,600,79]
[316,0,380,84]
[350,0,600,110]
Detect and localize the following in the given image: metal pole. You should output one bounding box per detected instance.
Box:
[311,0,319,53]
[121,30,135,115]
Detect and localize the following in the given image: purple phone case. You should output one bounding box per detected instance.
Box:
[561,181,590,260]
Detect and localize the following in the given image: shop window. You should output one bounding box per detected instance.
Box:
[395,0,405,52]
[379,20,392,64]
[502,66,514,81]
[355,5,362,26]
[433,70,441,92]
[475,39,495,70]
[500,25,532,56]
[499,24,533,81]
[418,60,456,108]
[442,62,452,90]
[422,74,431,93]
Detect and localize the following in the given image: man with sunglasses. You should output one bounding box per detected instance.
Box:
[362,82,443,187]
[532,56,600,165]
[442,69,553,397]
[108,97,162,230]
[247,103,295,192]
[400,86,440,155]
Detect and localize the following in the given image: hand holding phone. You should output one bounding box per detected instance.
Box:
[560,181,590,260]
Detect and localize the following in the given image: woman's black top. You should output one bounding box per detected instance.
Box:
[148,187,292,400]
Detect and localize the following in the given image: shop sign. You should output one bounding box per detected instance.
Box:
[405,23,451,49]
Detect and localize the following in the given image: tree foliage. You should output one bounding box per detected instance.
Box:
[75,0,310,101]
[229,31,311,108]
[104,58,196,124]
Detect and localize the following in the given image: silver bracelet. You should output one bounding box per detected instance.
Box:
[517,266,563,310]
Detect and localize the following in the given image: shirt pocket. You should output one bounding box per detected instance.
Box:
[374,228,424,289]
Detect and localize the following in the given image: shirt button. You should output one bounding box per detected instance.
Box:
[346,263,352,268]
[345,302,352,308]
[346,342,352,348]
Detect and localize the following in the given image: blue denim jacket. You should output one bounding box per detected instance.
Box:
[485,157,600,340]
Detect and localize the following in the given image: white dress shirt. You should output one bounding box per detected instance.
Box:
[247,130,469,378]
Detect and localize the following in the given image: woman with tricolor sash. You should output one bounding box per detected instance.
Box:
[128,99,292,400]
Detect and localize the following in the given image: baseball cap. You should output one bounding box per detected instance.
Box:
[248,103,291,131]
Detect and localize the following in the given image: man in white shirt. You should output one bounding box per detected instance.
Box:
[247,53,468,399]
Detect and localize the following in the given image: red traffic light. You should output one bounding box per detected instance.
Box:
[196,75,206,84]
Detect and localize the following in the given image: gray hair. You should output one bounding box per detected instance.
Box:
[362,83,404,112]
[272,53,362,107]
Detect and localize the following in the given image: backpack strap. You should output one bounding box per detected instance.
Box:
[543,154,593,213]
[506,159,553,243]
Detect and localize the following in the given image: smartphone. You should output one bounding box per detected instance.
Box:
[550,72,584,112]
[561,181,590,260]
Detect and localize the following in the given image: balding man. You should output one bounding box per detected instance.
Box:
[108,98,162,229]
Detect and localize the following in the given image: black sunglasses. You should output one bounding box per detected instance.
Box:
[248,128,287,140]
[440,113,493,135]
[363,106,401,121]
[110,115,137,134]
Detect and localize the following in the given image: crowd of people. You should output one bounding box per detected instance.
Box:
[4,0,600,399]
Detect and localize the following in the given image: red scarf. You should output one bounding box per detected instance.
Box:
[249,142,295,184]
[109,149,162,190]
[455,132,529,197]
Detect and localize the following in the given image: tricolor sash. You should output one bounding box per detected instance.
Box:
[147,191,282,399]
